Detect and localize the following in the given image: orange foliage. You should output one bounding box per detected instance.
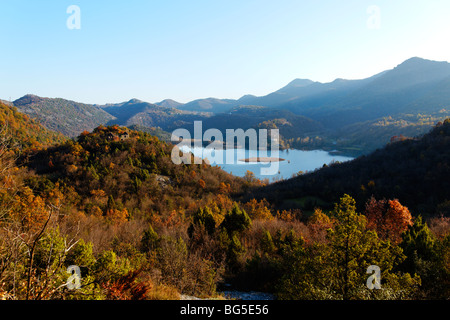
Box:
[12,187,50,234]
[90,205,103,217]
[164,209,183,228]
[106,208,129,224]
[205,194,235,225]
[365,197,413,244]
[103,271,150,300]
[219,182,231,194]
[276,209,302,222]
[243,198,273,220]
[91,189,107,198]
[150,209,183,229]
[307,208,334,243]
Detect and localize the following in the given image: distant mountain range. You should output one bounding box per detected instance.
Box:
[9,57,450,155]
[175,57,450,118]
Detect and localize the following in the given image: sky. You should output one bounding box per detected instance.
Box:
[1,0,450,104]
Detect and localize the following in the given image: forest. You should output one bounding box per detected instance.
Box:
[0,101,448,300]
[250,119,450,219]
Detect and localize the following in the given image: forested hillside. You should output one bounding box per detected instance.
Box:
[248,119,450,219]
[0,101,66,150]
[0,106,448,299]
[13,95,115,137]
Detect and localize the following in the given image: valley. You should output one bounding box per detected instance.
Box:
[1,57,449,302]
[11,57,450,157]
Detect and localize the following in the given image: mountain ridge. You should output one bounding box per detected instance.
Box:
[7,57,450,155]
[12,95,116,137]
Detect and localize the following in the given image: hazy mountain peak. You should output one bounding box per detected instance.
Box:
[13,94,44,106]
[399,56,431,64]
[155,99,183,108]
[285,78,315,88]
[394,57,450,71]
[127,98,142,104]
[371,56,450,91]
[331,78,347,83]
[239,94,257,100]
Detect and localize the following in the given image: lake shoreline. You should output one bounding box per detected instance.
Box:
[180,145,355,180]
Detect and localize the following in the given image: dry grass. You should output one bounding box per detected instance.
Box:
[146,283,181,300]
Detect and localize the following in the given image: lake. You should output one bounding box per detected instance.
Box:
[180,146,354,181]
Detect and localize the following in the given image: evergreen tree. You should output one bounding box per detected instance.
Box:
[188,206,216,237]
[220,203,251,235]
[278,195,418,300]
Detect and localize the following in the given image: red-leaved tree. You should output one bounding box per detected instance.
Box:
[365,197,413,244]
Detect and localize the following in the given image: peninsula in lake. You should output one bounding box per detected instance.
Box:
[239,157,285,163]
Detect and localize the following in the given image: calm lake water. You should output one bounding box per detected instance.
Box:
[180,146,354,181]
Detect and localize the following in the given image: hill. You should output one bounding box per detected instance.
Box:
[127,124,172,143]
[3,122,268,300]
[247,119,450,218]
[177,97,238,114]
[99,99,205,130]
[23,125,247,222]
[187,105,324,147]
[0,101,66,150]
[1,117,447,300]
[13,95,116,137]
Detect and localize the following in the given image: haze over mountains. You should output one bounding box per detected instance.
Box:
[9,57,450,155]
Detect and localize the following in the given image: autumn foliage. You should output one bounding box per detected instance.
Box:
[365,197,413,244]
[0,118,448,300]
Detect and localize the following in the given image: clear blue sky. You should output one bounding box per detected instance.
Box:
[1,0,450,104]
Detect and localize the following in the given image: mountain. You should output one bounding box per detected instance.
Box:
[185,105,323,144]
[174,79,324,113]
[247,119,450,218]
[174,57,450,126]
[0,99,13,107]
[240,78,366,110]
[172,73,381,115]
[0,101,66,150]
[155,99,183,109]
[100,99,171,125]
[8,57,450,156]
[99,98,208,131]
[177,97,238,114]
[127,124,172,143]
[13,95,115,137]
[100,100,324,150]
[252,57,450,153]
[309,57,450,128]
